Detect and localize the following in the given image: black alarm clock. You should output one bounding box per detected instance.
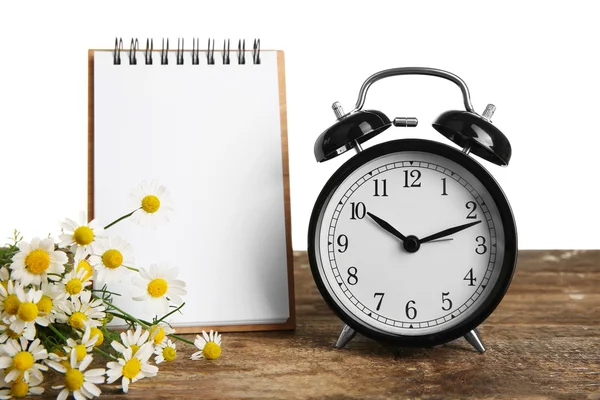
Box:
[307,67,517,352]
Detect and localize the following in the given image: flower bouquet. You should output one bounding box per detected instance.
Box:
[0,181,222,399]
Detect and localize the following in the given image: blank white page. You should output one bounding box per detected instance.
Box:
[92,50,291,329]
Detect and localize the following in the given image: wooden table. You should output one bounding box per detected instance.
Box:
[71,251,600,399]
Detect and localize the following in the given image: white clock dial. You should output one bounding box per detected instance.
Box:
[312,148,508,337]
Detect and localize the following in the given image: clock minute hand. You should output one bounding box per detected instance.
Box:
[420,220,482,243]
[366,212,407,242]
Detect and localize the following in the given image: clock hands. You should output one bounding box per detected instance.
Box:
[420,220,482,243]
[366,212,407,242]
[366,211,479,253]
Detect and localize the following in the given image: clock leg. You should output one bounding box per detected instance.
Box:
[464,328,486,353]
[335,324,356,349]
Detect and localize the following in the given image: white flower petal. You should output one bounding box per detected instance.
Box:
[122,377,130,393]
[83,381,102,397]
[57,388,69,400]
[73,389,86,400]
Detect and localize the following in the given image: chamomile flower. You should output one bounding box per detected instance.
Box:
[56,290,106,330]
[148,323,175,345]
[154,339,177,364]
[59,211,105,258]
[45,351,69,372]
[111,326,149,356]
[74,254,94,281]
[131,263,186,315]
[51,351,106,400]
[0,337,48,383]
[0,371,43,399]
[0,322,34,343]
[9,237,67,286]
[88,236,134,284]
[85,328,104,348]
[37,282,67,323]
[190,330,222,360]
[60,268,92,299]
[106,342,158,393]
[7,286,48,337]
[62,325,99,365]
[129,181,174,229]
[0,280,21,321]
[0,283,35,342]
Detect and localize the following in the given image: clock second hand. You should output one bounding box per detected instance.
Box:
[420,220,482,243]
[426,238,453,243]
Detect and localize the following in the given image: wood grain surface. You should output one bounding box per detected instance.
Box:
[42,250,600,399]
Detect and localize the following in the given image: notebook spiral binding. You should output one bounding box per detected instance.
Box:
[113,37,261,66]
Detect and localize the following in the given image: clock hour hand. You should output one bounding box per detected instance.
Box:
[420,220,482,243]
[366,212,407,242]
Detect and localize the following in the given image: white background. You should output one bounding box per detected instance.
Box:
[0,0,598,250]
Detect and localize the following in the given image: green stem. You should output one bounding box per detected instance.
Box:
[48,324,68,343]
[104,209,139,230]
[156,302,186,324]
[91,289,121,297]
[94,347,117,361]
[106,311,153,327]
[168,333,194,346]
[107,312,134,322]
[96,296,148,329]
[124,266,139,272]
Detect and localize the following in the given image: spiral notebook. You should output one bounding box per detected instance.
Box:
[88,38,295,333]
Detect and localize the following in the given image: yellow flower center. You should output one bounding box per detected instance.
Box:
[66,278,83,295]
[65,368,84,391]
[24,249,50,274]
[68,312,88,329]
[10,381,29,398]
[151,326,165,345]
[147,278,168,298]
[13,352,34,371]
[101,249,123,270]
[73,226,94,246]
[37,296,53,316]
[89,328,104,346]
[74,344,87,362]
[130,344,140,356]
[203,342,221,360]
[77,259,93,280]
[17,302,38,322]
[122,358,141,379]
[4,294,20,315]
[141,195,161,213]
[162,346,176,362]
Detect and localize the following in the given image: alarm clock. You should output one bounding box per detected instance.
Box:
[307,67,517,353]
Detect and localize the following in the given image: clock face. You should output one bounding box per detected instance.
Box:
[308,139,517,345]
